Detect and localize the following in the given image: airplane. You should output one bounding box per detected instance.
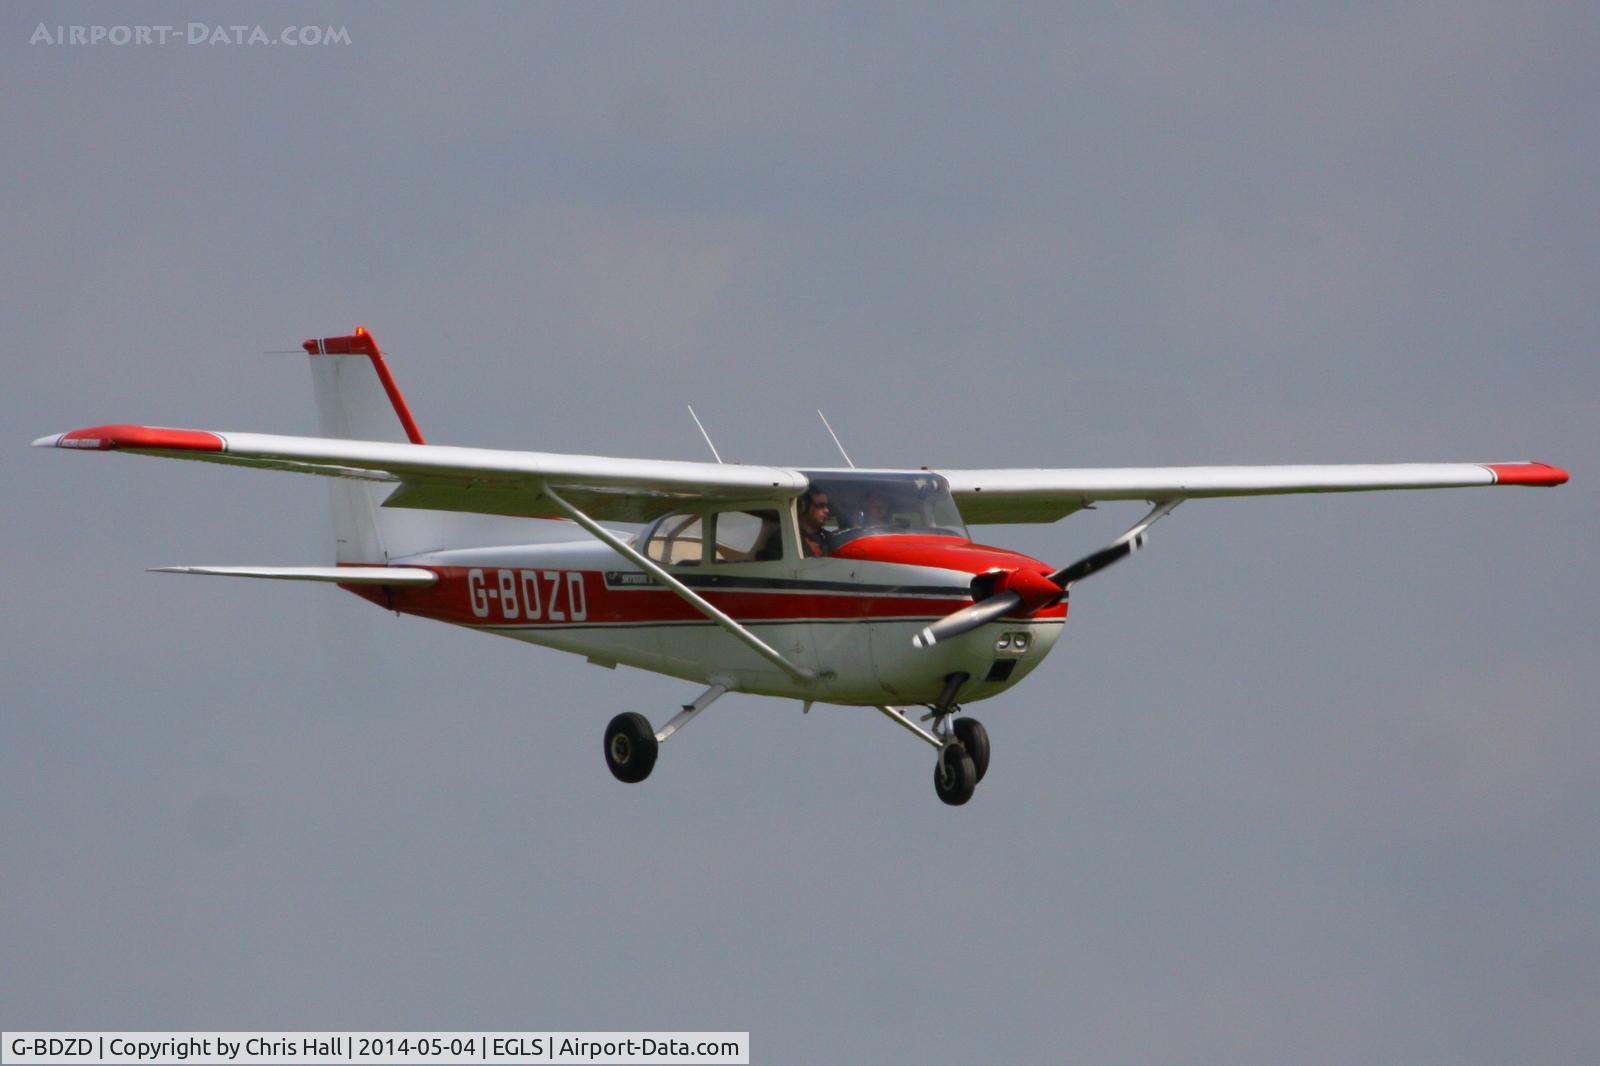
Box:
[34,328,1570,805]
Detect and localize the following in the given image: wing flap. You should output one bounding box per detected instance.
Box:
[381,479,725,523]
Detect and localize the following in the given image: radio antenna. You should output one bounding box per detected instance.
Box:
[817,410,856,468]
[687,405,724,464]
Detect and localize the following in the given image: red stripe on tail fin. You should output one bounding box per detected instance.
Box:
[302,327,426,445]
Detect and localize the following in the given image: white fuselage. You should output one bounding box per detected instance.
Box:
[365,537,1066,707]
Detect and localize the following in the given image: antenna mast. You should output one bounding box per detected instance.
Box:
[686,405,724,464]
[817,410,855,468]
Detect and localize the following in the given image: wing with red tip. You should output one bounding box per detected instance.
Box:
[32,424,809,523]
[941,461,1570,524]
[34,427,1568,527]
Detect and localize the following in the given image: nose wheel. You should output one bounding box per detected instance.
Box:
[934,741,978,805]
[952,716,990,783]
[924,672,987,805]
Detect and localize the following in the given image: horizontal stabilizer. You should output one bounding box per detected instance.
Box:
[149,565,437,586]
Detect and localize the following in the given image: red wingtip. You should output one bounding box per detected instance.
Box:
[57,424,225,452]
[1485,462,1569,486]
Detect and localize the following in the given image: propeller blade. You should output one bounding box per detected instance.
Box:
[912,590,1023,648]
[1050,538,1138,586]
[1050,498,1183,589]
[912,499,1184,650]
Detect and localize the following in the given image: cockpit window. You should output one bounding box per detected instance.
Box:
[711,509,783,563]
[798,471,968,551]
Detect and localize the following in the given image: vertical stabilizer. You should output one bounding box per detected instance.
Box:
[304,328,421,563]
[301,328,582,561]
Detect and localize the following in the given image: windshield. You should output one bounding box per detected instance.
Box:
[800,471,968,548]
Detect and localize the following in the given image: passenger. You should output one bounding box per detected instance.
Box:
[861,489,895,528]
[749,514,783,561]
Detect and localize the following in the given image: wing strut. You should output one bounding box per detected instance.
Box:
[541,486,818,684]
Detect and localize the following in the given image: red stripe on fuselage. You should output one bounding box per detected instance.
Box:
[343,567,1068,628]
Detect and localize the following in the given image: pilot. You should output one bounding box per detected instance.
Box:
[797,490,834,557]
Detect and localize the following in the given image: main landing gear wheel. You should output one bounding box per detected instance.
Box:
[953,717,990,783]
[604,712,658,784]
[934,741,978,806]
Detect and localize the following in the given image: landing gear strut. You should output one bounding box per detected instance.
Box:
[603,679,729,785]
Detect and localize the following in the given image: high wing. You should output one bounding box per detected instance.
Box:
[940,462,1569,524]
[34,424,1566,526]
[32,424,809,523]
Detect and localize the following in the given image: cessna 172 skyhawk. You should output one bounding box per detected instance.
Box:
[35,329,1569,804]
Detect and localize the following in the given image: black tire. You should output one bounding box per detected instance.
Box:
[604,712,658,784]
[934,741,978,806]
[953,717,990,783]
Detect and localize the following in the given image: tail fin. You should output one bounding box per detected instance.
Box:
[304,328,422,563]
[303,327,583,561]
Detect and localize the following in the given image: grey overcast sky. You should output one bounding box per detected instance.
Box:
[4,4,1596,1063]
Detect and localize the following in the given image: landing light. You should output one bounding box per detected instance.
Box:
[995,635,1011,650]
